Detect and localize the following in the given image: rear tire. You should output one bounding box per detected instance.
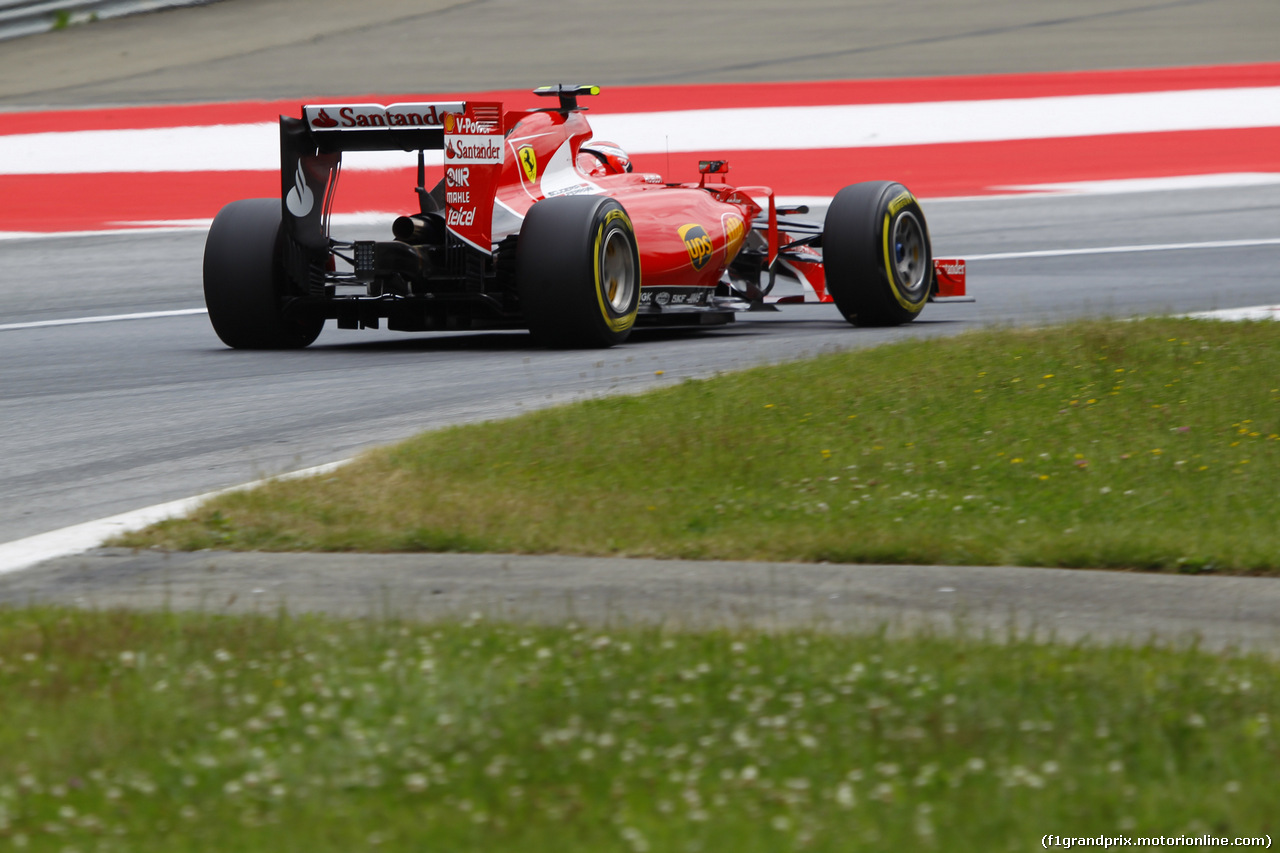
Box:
[203,198,323,349]
[824,181,932,327]
[518,196,640,348]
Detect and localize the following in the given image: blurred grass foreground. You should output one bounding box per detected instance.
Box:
[1,607,1277,851]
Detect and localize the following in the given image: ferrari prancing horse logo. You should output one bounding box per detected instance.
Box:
[518,145,537,183]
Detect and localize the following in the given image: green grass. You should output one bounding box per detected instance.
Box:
[117,318,1280,571]
[1,607,1277,851]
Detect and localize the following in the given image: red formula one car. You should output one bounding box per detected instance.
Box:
[203,84,968,349]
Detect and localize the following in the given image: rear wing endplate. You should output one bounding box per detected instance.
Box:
[280,100,504,254]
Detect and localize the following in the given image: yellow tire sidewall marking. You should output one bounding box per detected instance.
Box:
[594,208,638,333]
[881,198,926,314]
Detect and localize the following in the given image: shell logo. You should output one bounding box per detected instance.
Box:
[443,112,456,133]
[723,214,745,261]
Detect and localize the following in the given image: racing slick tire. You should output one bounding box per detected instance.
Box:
[203,198,324,349]
[823,181,932,327]
[517,196,640,348]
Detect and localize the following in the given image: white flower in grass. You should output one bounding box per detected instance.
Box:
[915,803,935,839]
[835,783,856,809]
[620,827,649,852]
[403,774,428,793]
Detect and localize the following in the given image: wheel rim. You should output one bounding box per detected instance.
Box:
[891,211,928,296]
[600,227,636,314]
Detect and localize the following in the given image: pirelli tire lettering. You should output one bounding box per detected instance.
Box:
[823,181,933,327]
[595,209,640,334]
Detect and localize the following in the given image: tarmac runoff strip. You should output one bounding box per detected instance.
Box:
[4,549,1280,653]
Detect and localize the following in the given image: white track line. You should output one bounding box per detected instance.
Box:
[966,237,1280,261]
[0,225,211,241]
[0,308,207,332]
[1182,305,1280,321]
[0,461,350,576]
[0,212,402,242]
[1001,173,1280,195]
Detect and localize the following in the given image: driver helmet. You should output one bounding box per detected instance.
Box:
[577,140,633,176]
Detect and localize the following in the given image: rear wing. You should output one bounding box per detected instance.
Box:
[279,100,504,254]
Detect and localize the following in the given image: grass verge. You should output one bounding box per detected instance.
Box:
[117,318,1280,571]
[1,607,1276,851]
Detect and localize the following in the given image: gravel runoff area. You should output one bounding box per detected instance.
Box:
[3,550,1279,653]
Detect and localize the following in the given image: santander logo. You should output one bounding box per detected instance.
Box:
[303,102,464,131]
[310,108,338,129]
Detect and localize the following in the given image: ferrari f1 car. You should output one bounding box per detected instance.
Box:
[203,84,968,349]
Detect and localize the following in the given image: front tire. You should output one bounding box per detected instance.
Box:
[824,181,932,327]
[518,196,640,348]
[203,198,323,349]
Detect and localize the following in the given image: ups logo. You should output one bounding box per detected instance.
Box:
[678,223,715,271]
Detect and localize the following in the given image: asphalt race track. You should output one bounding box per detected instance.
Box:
[1,0,1279,645]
